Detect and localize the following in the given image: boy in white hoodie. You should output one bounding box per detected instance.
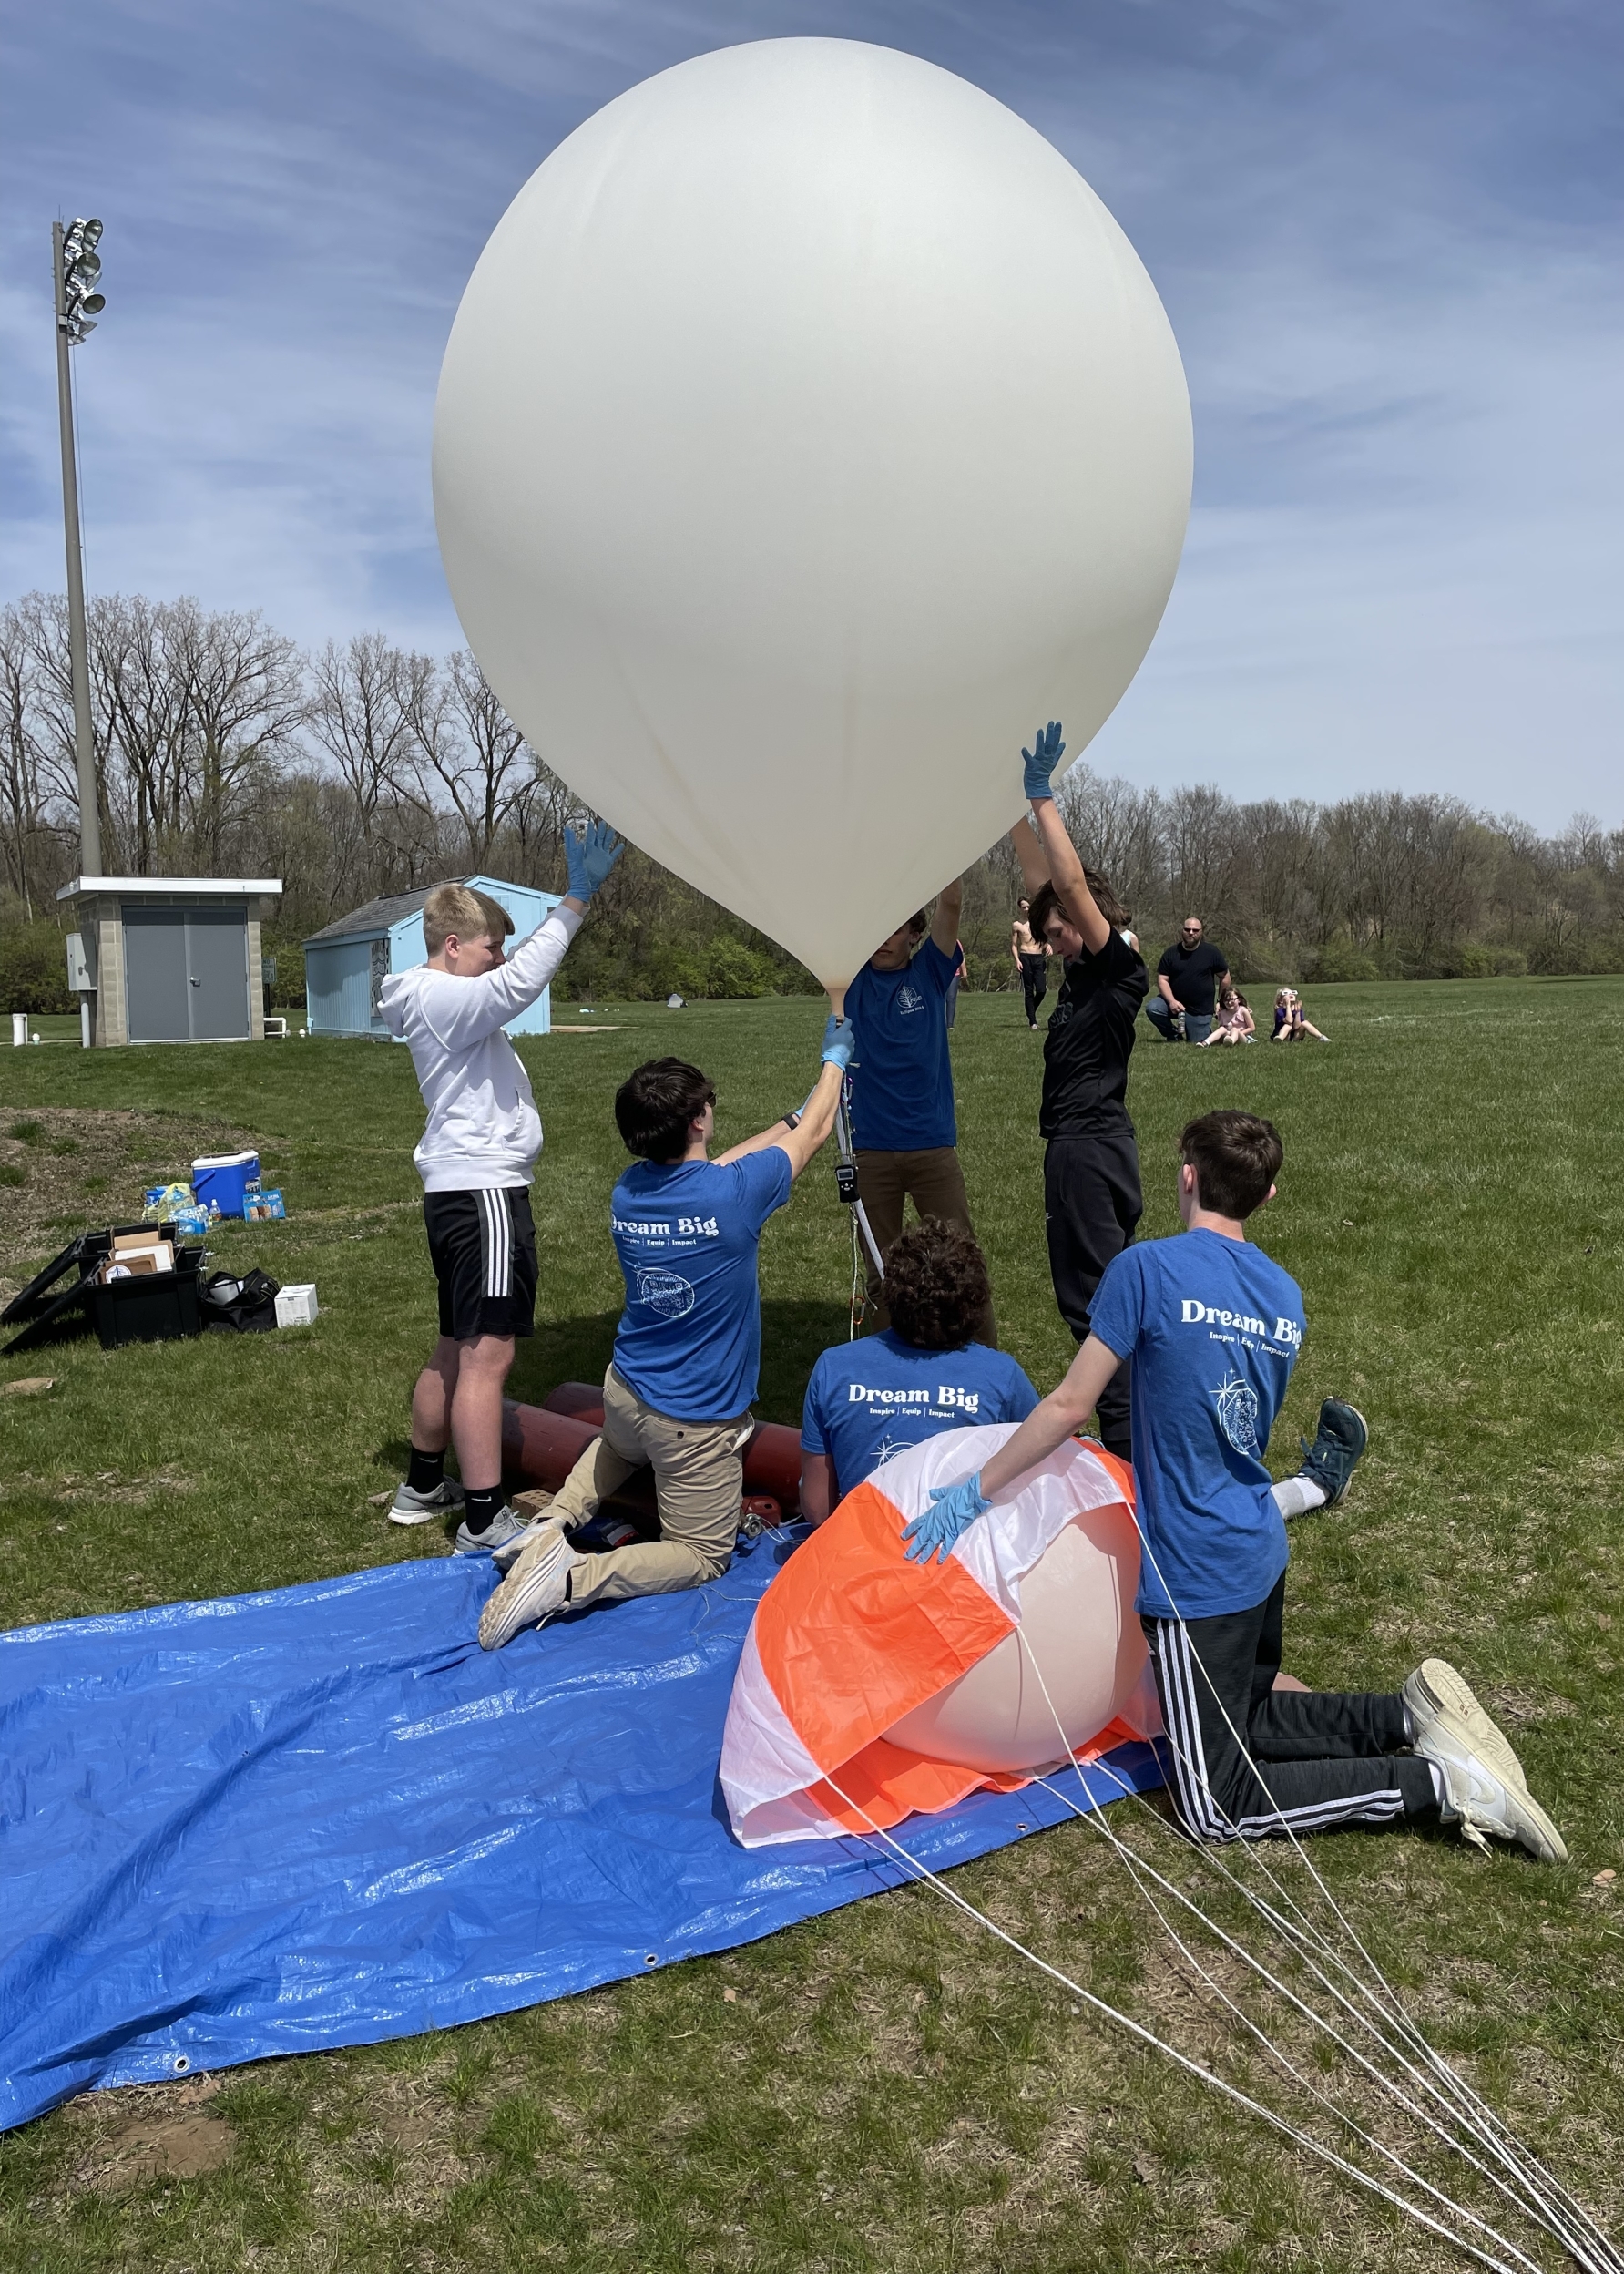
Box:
[379,824,623,1555]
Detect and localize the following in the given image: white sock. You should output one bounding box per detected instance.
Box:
[1272,1474,1328,1521]
[1427,1758,1449,1812]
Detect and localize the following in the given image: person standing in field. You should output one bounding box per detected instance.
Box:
[843,876,994,1343]
[1008,721,1148,1461]
[1146,916,1231,1045]
[381,831,623,1557]
[1011,897,1050,1029]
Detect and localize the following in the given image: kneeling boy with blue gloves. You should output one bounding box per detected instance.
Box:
[383,824,623,1558]
[906,1108,1567,1864]
[479,1002,856,1648]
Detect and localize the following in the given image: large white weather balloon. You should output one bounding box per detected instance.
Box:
[434,37,1191,986]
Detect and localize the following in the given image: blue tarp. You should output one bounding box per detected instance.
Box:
[0,1531,1161,2132]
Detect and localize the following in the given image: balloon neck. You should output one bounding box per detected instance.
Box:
[825,983,849,1019]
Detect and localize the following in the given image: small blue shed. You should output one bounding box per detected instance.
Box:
[303,877,565,1040]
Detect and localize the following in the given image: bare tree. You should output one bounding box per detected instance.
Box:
[405,650,533,871]
[306,633,431,904]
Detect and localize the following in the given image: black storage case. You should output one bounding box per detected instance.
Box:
[1,1224,205,1354]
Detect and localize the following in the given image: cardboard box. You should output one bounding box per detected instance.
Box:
[103,1235,175,1282]
[274,1284,318,1328]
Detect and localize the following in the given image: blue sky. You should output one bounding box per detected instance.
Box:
[3,0,1619,825]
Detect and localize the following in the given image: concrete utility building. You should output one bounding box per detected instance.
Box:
[56,876,281,1048]
[302,877,564,1040]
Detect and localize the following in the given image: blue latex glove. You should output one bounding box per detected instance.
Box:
[1021,721,1066,803]
[901,1472,990,1564]
[821,1014,856,1071]
[564,820,625,902]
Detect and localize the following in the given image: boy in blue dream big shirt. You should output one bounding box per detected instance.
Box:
[844,876,995,1345]
[799,1221,1037,1521]
[478,1009,856,1652]
[900,1111,1568,1865]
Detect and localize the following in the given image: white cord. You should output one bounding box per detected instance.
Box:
[818,1765,1539,2274]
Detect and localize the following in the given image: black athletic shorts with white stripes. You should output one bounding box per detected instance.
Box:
[423,1187,538,1343]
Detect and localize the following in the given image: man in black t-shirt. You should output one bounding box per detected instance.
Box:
[1146,917,1231,1044]
[1009,722,1149,1460]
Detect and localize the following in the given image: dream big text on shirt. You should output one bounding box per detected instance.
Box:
[1039,930,1149,1138]
[843,935,964,1151]
[609,1150,793,1422]
[1088,1227,1305,1621]
[801,1329,1039,1501]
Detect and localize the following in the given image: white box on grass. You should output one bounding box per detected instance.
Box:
[275,1285,318,1328]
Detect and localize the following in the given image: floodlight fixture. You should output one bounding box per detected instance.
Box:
[59,217,107,345]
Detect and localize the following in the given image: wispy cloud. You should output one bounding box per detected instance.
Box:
[2,0,1619,821]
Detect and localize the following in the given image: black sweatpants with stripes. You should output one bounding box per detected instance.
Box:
[1142,1576,1438,1840]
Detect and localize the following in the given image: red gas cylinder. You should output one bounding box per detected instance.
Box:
[502,1383,804,1517]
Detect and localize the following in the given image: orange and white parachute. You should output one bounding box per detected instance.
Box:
[721,1426,1162,1847]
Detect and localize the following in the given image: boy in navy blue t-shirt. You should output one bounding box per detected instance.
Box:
[903,1111,1567,1864]
[480,1008,854,1650]
[800,1221,1037,1521]
[844,876,993,1344]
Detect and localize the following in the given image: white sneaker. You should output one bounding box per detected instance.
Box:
[389,1476,465,1527]
[1403,1659,1527,1794]
[1428,1749,1568,1864]
[479,1527,583,1650]
[453,1503,531,1557]
[491,1510,567,1576]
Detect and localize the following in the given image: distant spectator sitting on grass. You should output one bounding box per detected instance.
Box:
[1272,987,1330,1043]
[1199,985,1256,1046]
[799,1220,1039,1526]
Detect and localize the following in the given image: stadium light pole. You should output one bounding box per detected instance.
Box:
[53,216,107,879]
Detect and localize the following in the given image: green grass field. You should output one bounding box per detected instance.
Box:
[1,979,1621,2272]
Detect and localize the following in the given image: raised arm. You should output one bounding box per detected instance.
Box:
[715,994,854,1179]
[1008,814,1049,895]
[1021,723,1109,956]
[415,822,623,1049]
[931,878,964,960]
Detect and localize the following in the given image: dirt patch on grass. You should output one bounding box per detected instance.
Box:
[71,2074,235,2193]
[0,1107,262,1288]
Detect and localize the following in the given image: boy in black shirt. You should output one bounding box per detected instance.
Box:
[1008,722,1148,1459]
[1147,917,1231,1044]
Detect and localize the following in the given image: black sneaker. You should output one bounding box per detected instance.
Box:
[1296,1398,1368,1507]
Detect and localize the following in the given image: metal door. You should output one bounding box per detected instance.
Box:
[183,907,250,1039]
[123,908,190,1040]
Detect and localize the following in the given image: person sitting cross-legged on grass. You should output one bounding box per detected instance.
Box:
[904,1109,1568,1863]
[798,1219,1040,1526]
[383,833,622,1559]
[478,1008,855,1650]
[1199,984,1256,1045]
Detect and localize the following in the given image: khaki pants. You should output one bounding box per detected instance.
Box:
[546,1367,746,1609]
[853,1145,996,1346]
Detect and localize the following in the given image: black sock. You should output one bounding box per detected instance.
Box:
[407,1446,445,1495]
[463,1482,504,1535]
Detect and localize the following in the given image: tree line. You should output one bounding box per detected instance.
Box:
[4,589,1621,1012]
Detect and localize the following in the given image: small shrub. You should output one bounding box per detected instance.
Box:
[0,1163,26,1188]
[8,1119,46,1143]
[1302,940,1381,985]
